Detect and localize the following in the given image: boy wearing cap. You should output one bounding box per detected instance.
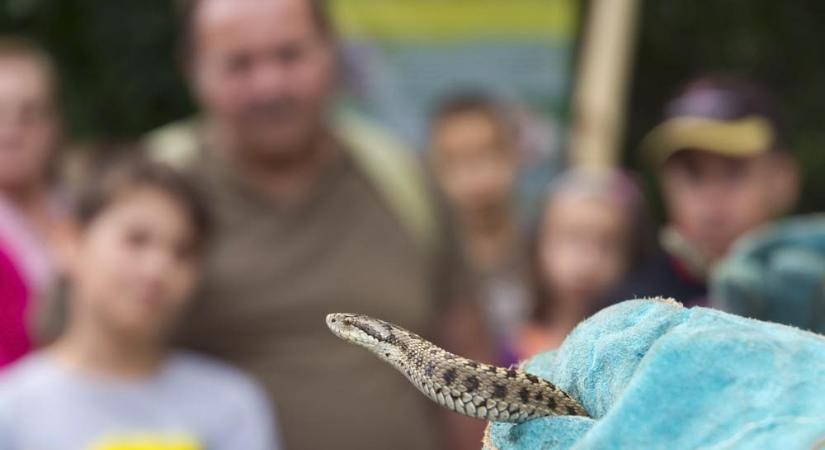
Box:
[608,75,799,307]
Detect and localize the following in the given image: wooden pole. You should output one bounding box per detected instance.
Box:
[569,0,641,169]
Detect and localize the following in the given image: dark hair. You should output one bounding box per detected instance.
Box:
[0,36,57,91]
[35,149,212,344]
[430,91,516,141]
[666,74,787,151]
[75,150,212,252]
[176,0,332,65]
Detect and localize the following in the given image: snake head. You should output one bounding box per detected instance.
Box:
[326,313,405,362]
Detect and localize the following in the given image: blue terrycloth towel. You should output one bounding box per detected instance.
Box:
[484,299,825,450]
[712,214,825,334]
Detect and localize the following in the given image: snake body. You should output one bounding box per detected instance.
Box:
[326,313,589,423]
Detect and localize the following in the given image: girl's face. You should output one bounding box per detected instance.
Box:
[66,187,201,341]
[540,194,630,305]
[0,57,60,192]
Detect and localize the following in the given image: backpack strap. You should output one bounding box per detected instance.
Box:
[333,110,438,254]
[143,117,203,169]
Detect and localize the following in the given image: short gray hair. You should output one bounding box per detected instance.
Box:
[176,0,333,64]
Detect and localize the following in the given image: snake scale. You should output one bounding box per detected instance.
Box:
[326,313,589,423]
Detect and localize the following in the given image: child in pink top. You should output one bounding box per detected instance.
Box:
[0,37,65,366]
[0,243,30,367]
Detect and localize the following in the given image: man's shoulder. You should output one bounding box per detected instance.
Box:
[143,113,445,251]
[143,117,203,170]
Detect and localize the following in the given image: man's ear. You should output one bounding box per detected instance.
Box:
[768,153,800,216]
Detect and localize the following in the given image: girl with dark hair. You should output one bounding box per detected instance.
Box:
[517,168,650,359]
[0,157,280,450]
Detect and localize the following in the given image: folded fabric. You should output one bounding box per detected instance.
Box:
[712,214,825,334]
[484,299,825,450]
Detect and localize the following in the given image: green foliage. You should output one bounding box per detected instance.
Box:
[0,0,193,138]
[626,0,825,213]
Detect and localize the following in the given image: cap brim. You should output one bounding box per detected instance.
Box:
[642,115,775,165]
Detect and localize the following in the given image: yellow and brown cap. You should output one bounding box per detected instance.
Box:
[642,75,786,165]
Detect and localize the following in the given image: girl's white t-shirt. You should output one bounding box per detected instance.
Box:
[0,350,281,450]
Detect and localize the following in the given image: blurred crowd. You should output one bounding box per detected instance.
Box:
[0,1,818,450]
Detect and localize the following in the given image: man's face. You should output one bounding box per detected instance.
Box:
[0,56,59,192]
[661,150,784,261]
[190,0,335,160]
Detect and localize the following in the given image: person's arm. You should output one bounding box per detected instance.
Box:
[0,421,12,449]
[0,386,17,450]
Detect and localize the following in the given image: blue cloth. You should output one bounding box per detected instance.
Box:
[712,214,825,333]
[485,299,825,450]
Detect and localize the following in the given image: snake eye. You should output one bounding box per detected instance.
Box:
[343,319,353,326]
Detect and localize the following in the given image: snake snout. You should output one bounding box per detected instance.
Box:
[326,313,342,329]
[326,313,357,334]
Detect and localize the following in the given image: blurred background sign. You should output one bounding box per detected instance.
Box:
[330,0,581,220]
[331,0,578,149]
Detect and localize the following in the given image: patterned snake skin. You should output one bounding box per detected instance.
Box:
[326,313,589,423]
